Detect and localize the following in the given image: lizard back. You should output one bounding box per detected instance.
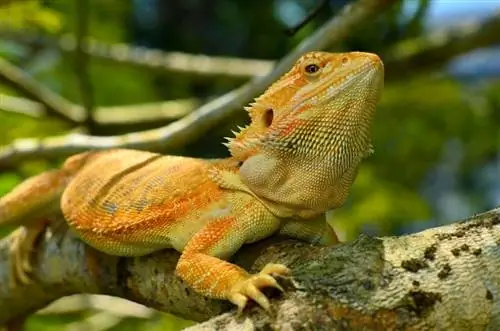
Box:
[60,149,237,255]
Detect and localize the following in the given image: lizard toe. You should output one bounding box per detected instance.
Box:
[260,263,290,276]
[228,292,248,314]
[228,263,290,312]
[246,284,270,310]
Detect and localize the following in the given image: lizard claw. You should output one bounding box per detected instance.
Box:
[8,224,46,288]
[9,227,34,287]
[228,263,291,312]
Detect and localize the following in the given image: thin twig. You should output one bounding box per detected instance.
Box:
[384,7,500,79]
[0,54,202,125]
[0,26,274,80]
[0,93,200,125]
[285,0,330,36]
[2,5,500,128]
[0,56,83,123]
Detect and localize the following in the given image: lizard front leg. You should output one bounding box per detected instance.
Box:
[278,213,339,246]
[7,215,71,288]
[210,167,340,247]
[0,171,64,288]
[175,203,287,312]
[209,167,295,219]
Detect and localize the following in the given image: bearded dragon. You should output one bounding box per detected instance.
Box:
[0,51,384,312]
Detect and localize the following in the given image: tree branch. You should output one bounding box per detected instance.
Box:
[0,56,83,124]
[0,27,274,80]
[3,6,498,83]
[0,0,400,168]
[1,5,498,134]
[1,205,500,329]
[284,0,330,36]
[0,93,200,126]
[384,7,500,79]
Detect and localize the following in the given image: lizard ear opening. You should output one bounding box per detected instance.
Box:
[264,108,273,127]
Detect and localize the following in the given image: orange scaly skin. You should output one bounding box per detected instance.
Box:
[0,51,384,312]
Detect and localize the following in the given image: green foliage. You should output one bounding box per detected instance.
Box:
[0,1,62,33]
[24,311,194,331]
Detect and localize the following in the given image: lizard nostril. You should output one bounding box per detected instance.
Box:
[264,108,273,127]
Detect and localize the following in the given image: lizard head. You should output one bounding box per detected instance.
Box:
[225,51,384,218]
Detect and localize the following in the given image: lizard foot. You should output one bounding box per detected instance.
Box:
[228,263,290,312]
[8,224,46,288]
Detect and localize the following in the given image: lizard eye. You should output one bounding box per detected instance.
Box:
[264,108,273,127]
[304,63,320,75]
[341,56,350,65]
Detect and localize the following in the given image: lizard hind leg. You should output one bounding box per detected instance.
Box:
[279,214,340,246]
[0,159,89,289]
[8,222,47,288]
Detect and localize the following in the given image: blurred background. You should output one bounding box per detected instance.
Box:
[0,0,499,330]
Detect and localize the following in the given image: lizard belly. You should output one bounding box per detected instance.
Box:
[60,149,235,257]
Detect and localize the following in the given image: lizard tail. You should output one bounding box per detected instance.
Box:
[0,151,95,226]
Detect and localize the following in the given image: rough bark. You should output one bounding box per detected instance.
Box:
[1,207,500,330]
[187,208,500,330]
